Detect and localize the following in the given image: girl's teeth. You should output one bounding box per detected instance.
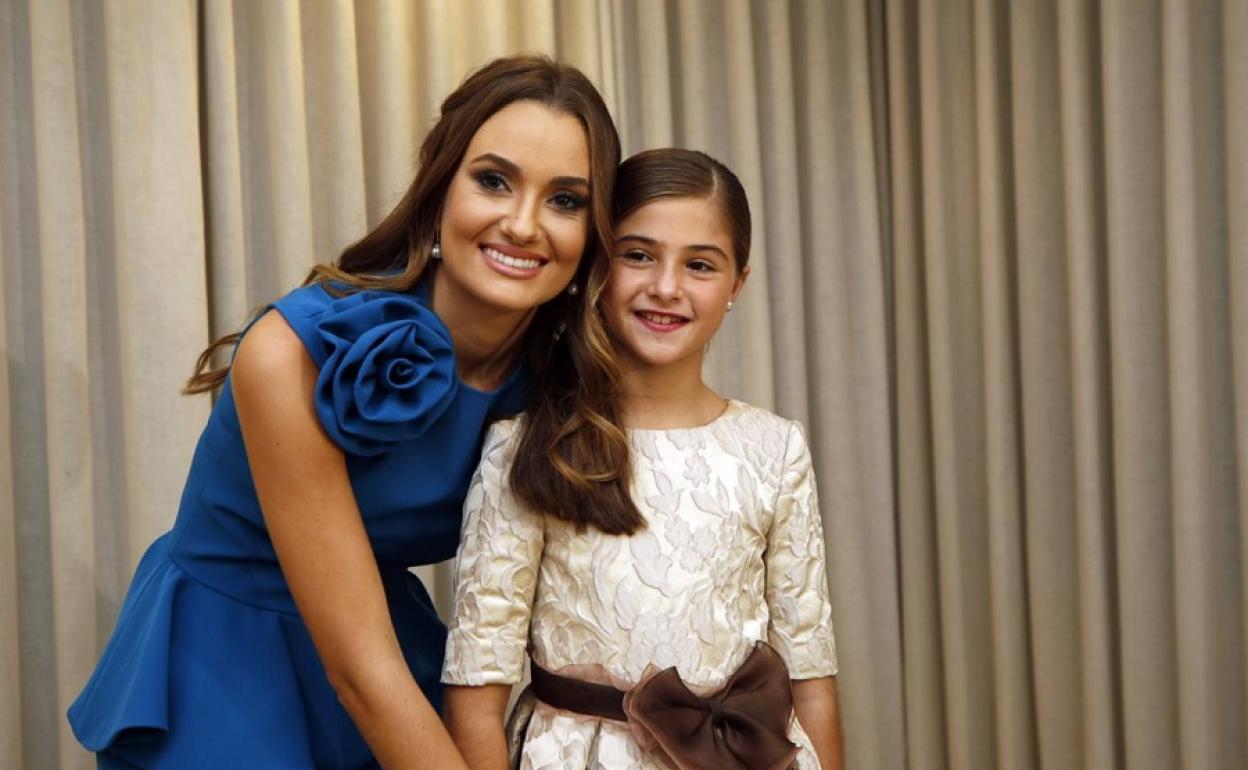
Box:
[640,312,682,325]
[484,247,541,270]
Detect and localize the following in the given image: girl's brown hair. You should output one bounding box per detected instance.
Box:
[612,148,751,271]
[510,148,752,536]
[186,55,639,529]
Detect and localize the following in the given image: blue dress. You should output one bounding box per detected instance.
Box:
[67,281,528,769]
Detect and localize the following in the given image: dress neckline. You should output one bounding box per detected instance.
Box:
[627,398,741,435]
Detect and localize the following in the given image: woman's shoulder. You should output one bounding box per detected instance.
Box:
[270,281,447,352]
[249,280,459,456]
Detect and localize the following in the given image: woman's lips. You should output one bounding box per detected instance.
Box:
[481,244,547,278]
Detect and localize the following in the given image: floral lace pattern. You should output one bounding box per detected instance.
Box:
[444,401,837,769]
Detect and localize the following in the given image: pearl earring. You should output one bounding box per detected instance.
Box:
[430,242,442,260]
[567,282,580,296]
[726,300,734,312]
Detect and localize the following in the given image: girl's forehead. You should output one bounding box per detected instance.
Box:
[617,196,730,241]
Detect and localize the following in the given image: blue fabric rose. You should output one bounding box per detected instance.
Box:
[313,291,457,455]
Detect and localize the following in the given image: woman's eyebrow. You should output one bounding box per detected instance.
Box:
[470,152,520,173]
[470,152,588,189]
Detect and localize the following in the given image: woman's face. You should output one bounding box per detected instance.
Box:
[600,195,748,372]
[434,100,592,316]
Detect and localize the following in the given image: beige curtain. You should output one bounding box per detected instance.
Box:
[884,2,1247,768]
[1,1,1243,770]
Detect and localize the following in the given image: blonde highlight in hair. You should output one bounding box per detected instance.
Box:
[509,234,643,534]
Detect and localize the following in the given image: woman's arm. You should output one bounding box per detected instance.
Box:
[443,684,512,770]
[793,676,843,770]
[234,312,469,770]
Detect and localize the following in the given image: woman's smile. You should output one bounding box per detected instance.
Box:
[480,242,548,277]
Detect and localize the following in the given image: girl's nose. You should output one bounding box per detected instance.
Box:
[648,261,683,300]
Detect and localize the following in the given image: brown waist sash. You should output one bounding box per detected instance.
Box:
[529,642,801,770]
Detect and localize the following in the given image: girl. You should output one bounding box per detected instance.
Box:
[441,149,843,770]
[68,56,623,770]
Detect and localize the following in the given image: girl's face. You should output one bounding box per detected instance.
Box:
[601,196,749,373]
[435,100,591,315]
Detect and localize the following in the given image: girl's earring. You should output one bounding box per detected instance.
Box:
[726,300,734,312]
[567,282,580,296]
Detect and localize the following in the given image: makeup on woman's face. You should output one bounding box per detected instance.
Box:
[600,195,748,373]
[434,100,592,316]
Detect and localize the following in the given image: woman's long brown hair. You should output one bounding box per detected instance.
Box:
[510,148,753,536]
[184,55,640,530]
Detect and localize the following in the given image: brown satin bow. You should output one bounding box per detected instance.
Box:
[621,642,800,770]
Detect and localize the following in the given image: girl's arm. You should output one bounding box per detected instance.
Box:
[764,421,842,770]
[234,312,469,770]
[443,684,512,769]
[793,676,843,770]
[441,420,543,767]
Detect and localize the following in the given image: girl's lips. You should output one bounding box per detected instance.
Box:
[481,244,547,278]
[634,310,689,333]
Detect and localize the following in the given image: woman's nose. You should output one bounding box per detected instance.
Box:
[499,199,539,244]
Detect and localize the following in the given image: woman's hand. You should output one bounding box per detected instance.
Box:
[793,675,843,770]
[234,311,469,770]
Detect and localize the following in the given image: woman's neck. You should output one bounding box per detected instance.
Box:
[617,355,726,430]
[428,273,533,391]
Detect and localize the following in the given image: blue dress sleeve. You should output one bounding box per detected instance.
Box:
[269,283,458,456]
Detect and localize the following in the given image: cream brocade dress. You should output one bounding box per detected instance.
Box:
[442,400,838,770]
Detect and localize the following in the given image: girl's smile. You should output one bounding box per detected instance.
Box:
[633,309,690,332]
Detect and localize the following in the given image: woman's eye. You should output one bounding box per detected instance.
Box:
[475,171,508,192]
[550,191,586,211]
[620,249,651,262]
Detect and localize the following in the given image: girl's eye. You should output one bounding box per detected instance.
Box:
[475,171,508,192]
[688,260,716,273]
[620,249,651,262]
[550,191,586,211]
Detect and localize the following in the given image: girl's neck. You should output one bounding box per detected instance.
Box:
[618,355,727,430]
[428,271,532,391]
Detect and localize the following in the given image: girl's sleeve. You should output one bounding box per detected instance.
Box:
[764,421,839,678]
[442,419,543,685]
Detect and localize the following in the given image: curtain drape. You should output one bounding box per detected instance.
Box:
[2,2,1243,769]
[884,2,1246,768]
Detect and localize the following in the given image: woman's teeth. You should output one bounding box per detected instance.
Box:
[484,246,542,270]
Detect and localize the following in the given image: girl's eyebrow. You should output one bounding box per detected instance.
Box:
[685,243,729,260]
[616,233,659,245]
[616,233,728,260]
[469,152,589,189]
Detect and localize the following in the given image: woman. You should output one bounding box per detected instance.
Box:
[441,149,843,770]
[68,55,621,770]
